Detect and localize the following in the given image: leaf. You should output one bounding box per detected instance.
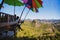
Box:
[4,0,24,6]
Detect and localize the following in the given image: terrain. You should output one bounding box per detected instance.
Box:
[1,19,60,40]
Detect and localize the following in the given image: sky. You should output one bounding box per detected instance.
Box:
[0,0,60,20]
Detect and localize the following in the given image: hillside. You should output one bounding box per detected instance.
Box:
[0,19,60,40]
[15,19,60,40]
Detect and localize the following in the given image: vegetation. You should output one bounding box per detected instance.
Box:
[15,20,60,40]
[0,20,60,40]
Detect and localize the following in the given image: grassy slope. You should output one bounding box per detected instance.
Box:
[16,21,60,40]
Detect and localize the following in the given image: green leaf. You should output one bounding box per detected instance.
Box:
[4,0,24,6]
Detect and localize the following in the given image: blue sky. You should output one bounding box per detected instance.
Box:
[0,0,60,19]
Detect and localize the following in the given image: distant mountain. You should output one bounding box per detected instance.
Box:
[24,19,60,24]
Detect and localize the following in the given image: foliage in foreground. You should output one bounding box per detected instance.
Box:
[15,21,60,40]
[1,20,60,40]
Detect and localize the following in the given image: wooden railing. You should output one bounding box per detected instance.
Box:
[0,12,20,27]
[0,12,19,23]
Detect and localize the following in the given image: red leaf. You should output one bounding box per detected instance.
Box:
[32,0,37,8]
